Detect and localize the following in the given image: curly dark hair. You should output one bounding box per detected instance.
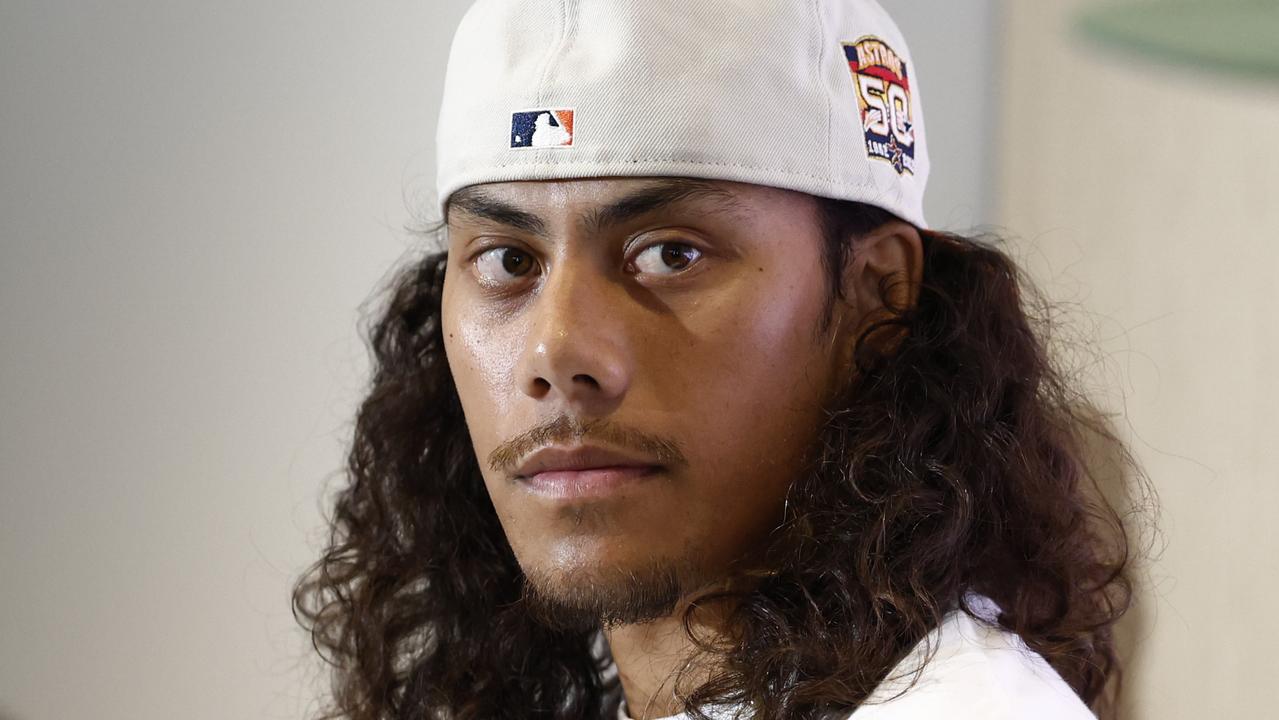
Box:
[293,194,1156,720]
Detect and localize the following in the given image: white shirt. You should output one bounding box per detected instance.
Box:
[615,593,1096,720]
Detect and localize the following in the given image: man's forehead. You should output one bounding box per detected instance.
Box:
[451,177,745,210]
[445,177,767,236]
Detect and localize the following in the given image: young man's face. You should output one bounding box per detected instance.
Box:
[441,177,851,629]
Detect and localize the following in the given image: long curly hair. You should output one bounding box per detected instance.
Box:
[293,195,1156,720]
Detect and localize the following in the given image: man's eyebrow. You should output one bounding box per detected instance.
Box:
[580,179,748,235]
[448,188,548,236]
[447,178,748,237]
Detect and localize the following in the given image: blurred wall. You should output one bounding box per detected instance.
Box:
[885,0,1000,230]
[0,2,465,718]
[1,1,996,718]
[996,2,1279,718]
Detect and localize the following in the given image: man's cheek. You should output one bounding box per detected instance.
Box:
[702,315,806,386]
[450,316,523,411]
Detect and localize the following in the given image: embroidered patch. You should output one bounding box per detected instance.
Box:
[842,37,915,175]
[510,108,575,149]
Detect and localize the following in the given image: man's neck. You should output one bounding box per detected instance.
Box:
[602,596,736,720]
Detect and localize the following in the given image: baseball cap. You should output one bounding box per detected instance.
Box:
[434,0,930,229]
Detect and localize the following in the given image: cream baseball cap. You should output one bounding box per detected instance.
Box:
[435,0,930,229]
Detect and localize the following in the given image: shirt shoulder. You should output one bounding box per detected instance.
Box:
[846,594,1097,720]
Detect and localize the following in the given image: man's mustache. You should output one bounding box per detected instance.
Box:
[487,413,688,475]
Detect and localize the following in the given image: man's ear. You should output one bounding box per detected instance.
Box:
[834,220,924,367]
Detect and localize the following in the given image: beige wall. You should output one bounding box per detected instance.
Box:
[996,2,1279,717]
[0,2,468,718]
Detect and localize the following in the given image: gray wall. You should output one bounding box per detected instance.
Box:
[0,2,997,717]
[887,0,999,230]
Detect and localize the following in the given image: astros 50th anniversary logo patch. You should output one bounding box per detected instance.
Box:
[842,37,915,175]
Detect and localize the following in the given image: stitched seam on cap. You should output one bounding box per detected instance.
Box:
[534,0,569,107]
[810,0,831,182]
[455,157,876,185]
[562,0,581,72]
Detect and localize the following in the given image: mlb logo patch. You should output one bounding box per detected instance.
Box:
[510,108,575,149]
[842,37,916,175]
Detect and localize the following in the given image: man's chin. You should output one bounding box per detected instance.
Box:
[518,555,697,632]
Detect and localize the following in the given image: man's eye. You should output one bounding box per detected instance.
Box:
[631,242,702,275]
[474,247,536,284]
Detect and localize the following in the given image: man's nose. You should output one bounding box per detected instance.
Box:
[516,257,633,412]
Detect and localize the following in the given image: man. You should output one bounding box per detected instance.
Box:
[294,2,1143,719]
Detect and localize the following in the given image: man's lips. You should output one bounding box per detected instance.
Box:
[510,441,668,500]
[518,464,663,501]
